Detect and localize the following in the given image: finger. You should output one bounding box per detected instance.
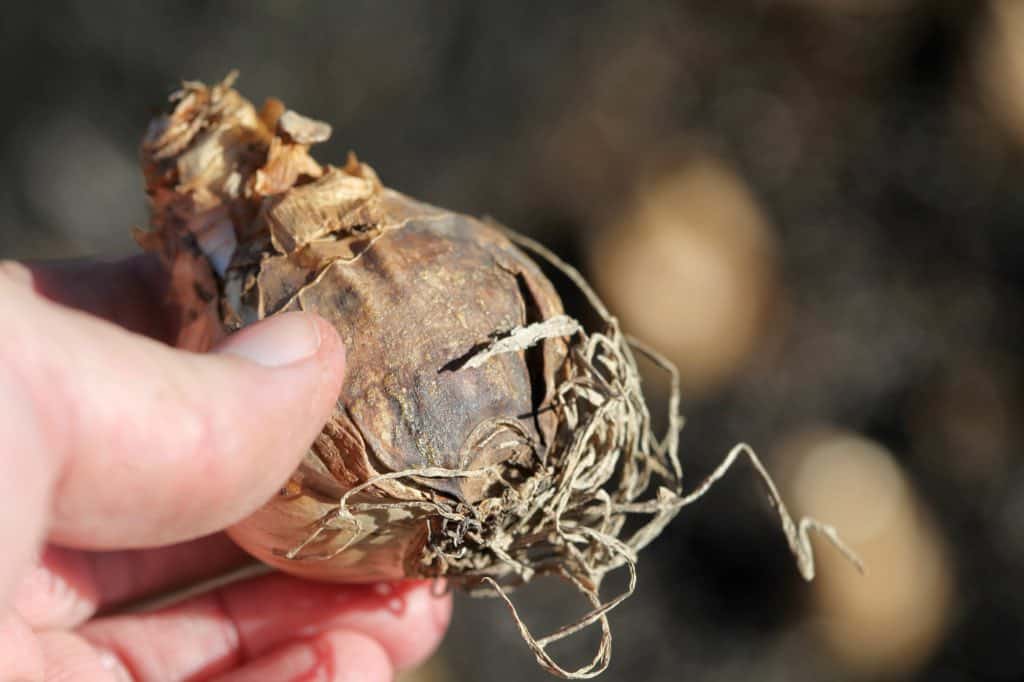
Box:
[34,629,392,682]
[0,612,44,681]
[1,281,346,549]
[0,254,176,343]
[79,576,451,680]
[36,630,131,682]
[212,630,393,682]
[215,576,451,671]
[0,370,53,607]
[13,536,251,630]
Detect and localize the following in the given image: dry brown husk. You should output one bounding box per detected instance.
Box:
[136,74,860,679]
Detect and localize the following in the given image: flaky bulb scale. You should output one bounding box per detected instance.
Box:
[136,74,858,679]
[227,203,571,583]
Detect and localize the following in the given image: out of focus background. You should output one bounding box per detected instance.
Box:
[2,1,1023,680]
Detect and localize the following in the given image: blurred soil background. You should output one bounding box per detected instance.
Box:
[2,1,1023,680]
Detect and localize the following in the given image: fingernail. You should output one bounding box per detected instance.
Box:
[218,312,322,367]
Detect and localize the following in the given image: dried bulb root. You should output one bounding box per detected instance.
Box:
[136,74,861,679]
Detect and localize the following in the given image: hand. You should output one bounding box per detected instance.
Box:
[0,256,451,681]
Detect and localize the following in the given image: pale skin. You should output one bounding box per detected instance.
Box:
[0,255,451,681]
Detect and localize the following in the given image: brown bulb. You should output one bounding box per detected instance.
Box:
[977,1,1024,146]
[781,429,953,678]
[134,74,694,679]
[589,157,778,397]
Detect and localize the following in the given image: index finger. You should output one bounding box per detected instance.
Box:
[12,536,252,630]
[78,576,452,680]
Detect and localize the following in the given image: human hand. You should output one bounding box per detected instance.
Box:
[0,255,451,681]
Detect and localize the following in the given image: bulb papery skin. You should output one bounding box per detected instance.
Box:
[225,199,569,583]
[227,465,419,583]
[136,75,683,607]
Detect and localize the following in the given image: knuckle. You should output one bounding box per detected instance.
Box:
[0,260,31,289]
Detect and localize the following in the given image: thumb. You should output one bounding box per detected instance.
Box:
[3,284,345,550]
